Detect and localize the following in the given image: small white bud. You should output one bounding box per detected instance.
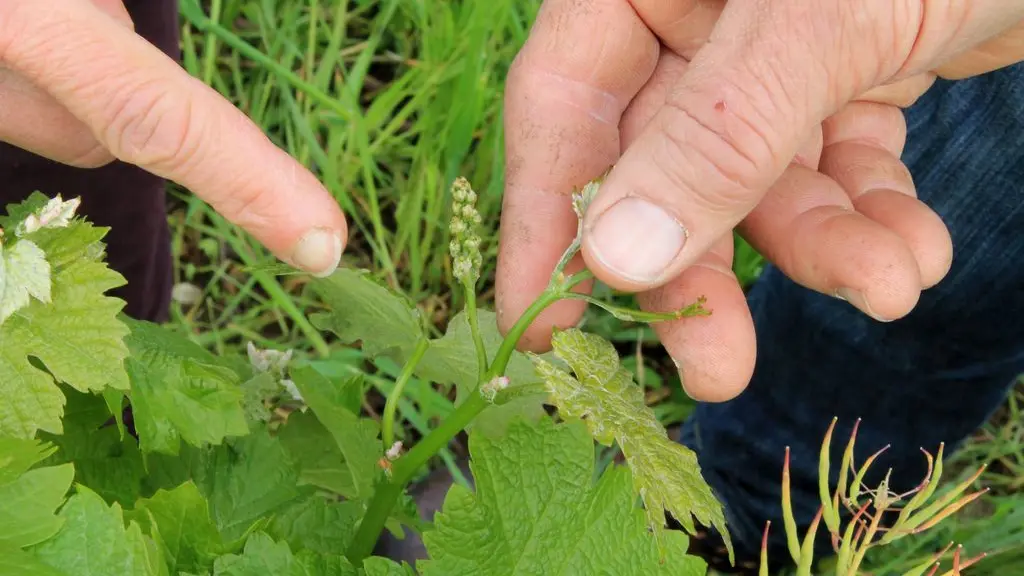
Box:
[16,195,81,237]
[386,441,403,461]
[480,375,511,402]
[280,379,304,402]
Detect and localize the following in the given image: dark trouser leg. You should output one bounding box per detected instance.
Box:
[680,63,1024,566]
[0,0,180,323]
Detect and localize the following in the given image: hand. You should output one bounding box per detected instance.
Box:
[496,0,1024,401]
[0,0,347,277]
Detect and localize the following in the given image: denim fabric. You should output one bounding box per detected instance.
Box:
[680,63,1024,562]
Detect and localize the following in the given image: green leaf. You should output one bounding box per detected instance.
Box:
[309,268,424,362]
[419,418,706,576]
[267,495,362,555]
[278,411,356,496]
[0,238,51,325]
[0,191,50,230]
[417,309,546,436]
[529,328,732,561]
[186,429,306,543]
[239,372,280,425]
[211,532,358,576]
[364,557,414,576]
[123,318,248,454]
[0,236,130,438]
[0,436,58,484]
[39,388,145,505]
[0,462,74,549]
[0,545,65,576]
[289,367,381,500]
[28,485,165,576]
[127,481,226,574]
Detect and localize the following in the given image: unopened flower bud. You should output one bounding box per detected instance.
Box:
[449,176,483,285]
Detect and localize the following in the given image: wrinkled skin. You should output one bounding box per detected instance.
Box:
[495,0,1024,401]
[0,0,347,276]
[2,0,1023,402]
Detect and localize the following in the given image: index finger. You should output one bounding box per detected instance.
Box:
[0,0,347,277]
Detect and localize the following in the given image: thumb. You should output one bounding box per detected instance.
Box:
[579,0,918,290]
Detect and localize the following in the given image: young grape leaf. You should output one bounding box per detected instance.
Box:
[417,309,538,397]
[0,238,130,438]
[417,308,547,436]
[309,268,424,362]
[0,461,74,549]
[0,238,51,325]
[0,545,65,576]
[211,531,406,576]
[529,328,732,561]
[122,318,248,455]
[185,428,306,543]
[289,366,381,500]
[27,485,165,576]
[419,418,706,575]
[239,372,279,425]
[39,388,146,505]
[266,495,362,555]
[278,411,356,496]
[127,481,227,574]
[0,436,58,484]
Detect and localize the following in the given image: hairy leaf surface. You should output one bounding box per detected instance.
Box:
[28,485,165,576]
[0,204,129,439]
[123,318,248,455]
[529,329,732,560]
[419,418,705,575]
[127,482,227,574]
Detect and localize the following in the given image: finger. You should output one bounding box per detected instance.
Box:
[857,73,937,109]
[578,0,914,292]
[638,234,755,402]
[0,70,112,167]
[629,0,724,60]
[934,21,1024,79]
[621,49,691,147]
[896,3,1024,79]
[90,0,133,27]
[820,103,952,288]
[0,0,347,277]
[0,0,132,167]
[739,163,922,322]
[495,0,659,351]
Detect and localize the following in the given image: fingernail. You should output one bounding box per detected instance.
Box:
[834,287,891,322]
[587,197,686,283]
[291,227,342,277]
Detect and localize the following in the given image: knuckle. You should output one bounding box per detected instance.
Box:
[103,79,201,172]
[66,140,116,168]
[654,96,774,214]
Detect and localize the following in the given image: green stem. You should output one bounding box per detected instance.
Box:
[346,391,489,564]
[463,282,488,381]
[493,383,548,405]
[345,272,588,566]
[486,271,592,379]
[381,339,429,449]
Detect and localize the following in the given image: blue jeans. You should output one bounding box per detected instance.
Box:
[680,63,1024,562]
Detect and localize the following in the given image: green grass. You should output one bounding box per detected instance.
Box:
[166,1,1021,573]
